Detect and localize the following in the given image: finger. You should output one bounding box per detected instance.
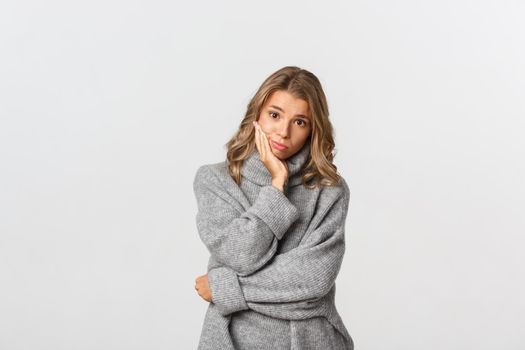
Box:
[253,123,261,154]
[260,128,272,155]
[254,122,264,159]
[254,122,271,155]
[253,122,261,153]
[257,124,267,159]
[260,130,274,161]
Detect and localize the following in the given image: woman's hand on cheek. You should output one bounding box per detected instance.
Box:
[252,121,289,187]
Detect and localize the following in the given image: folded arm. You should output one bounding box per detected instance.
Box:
[207,179,351,319]
[193,165,300,276]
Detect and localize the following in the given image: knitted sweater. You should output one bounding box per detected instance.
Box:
[193,139,353,350]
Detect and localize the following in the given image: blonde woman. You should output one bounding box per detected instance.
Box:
[193,66,353,350]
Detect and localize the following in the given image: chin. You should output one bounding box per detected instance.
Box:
[271,151,287,160]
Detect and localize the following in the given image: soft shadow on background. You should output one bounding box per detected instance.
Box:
[1,0,524,349]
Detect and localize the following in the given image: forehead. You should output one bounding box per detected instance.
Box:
[265,90,309,116]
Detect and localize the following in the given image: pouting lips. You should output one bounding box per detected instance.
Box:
[271,140,288,150]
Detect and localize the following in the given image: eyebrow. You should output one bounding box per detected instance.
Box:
[269,105,310,120]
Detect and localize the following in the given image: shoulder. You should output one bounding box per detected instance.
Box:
[335,174,350,199]
[193,161,233,190]
[319,174,350,203]
[308,174,351,228]
[193,161,246,211]
[315,174,350,217]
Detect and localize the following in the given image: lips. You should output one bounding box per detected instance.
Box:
[271,140,288,150]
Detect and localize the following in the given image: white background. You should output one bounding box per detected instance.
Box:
[1,0,524,349]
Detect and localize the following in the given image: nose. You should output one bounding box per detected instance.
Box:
[277,121,290,139]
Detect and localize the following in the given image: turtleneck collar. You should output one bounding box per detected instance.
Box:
[241,139,311,188]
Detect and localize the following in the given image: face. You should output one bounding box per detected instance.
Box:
[256,90,312,160]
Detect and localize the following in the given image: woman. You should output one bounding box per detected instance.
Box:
[193,66,353,350]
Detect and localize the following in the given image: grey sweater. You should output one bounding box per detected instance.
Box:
[193,139,353,350]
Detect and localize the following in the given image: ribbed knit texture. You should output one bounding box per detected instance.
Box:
[193,139,353,350]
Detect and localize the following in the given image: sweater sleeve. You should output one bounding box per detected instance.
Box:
[207,179,350,318]
[193,164,300,276]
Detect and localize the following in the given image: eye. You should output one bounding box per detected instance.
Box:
[269,111,279,119]
[296,119,307,127]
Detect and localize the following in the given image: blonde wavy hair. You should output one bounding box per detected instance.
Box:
[225,66,341,189]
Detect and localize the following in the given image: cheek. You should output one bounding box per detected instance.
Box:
[258,122,273,135]
[292,130,309,143]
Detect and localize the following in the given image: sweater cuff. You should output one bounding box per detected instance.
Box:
[208,267,249,316]
[249,185,300,240]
